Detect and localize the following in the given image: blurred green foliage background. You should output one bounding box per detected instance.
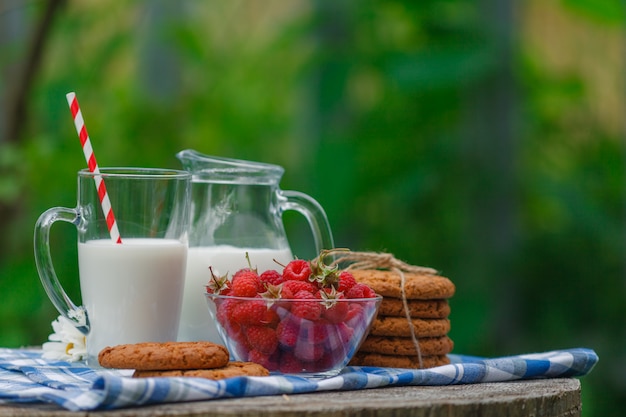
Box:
[0,0,624,415]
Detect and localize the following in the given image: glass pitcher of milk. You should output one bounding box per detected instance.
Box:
[176,149,335,342]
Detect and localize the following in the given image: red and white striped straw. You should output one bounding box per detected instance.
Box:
[66,92,122,244]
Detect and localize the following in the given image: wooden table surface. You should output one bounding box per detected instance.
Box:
[0,377,582,417]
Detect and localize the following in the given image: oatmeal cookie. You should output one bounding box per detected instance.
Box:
[369,317,451,338]
[349,352,450,369]
[98,341,230,371]
[133,361,269,379]
[378,298,450,318]
[351,270,455,300]
[359,335,454,356]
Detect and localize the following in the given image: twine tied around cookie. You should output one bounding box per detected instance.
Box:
[330,251,438,276]
[329,250,438,369]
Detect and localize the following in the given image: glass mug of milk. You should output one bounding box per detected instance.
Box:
[34,168,191,365]
[176,149,334,342]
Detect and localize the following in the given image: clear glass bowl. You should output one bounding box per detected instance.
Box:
[205,293,382,378]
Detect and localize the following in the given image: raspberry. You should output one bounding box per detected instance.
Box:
[278,351,304,374]
[282,259,311,282]
[224,322,250,359]
[282,280,317,298]
[294,341,325,362]
[231,340,252,361]
[299,320,329,344]
[231,270,262,297]
[215,297,238,327]
[344,302,365,322]
[291,290,323,321]
[248,349,279,369]
[260,269,283,286]
[231,278,258,297]
[232,268,255,280]
[318,287,349,323]
[229,323,248,344]
[280,286,295,300]
[229,299,267,326]
[336,271,357,293]
[324,322,351,352]
[345,283,377,299]
[307,351,335,372]
[245,326,278,355]
[336,321,354,344]
[276,319,299,348]
[261,308,280,327]
[323,299,349,323]
[206,267,231,295]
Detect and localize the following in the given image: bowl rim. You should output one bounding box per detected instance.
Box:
[204,292,383,303]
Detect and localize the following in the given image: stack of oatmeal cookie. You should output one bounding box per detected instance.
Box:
[348,269,455,369]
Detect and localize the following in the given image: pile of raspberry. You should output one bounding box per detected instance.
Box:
[205,251,379,374]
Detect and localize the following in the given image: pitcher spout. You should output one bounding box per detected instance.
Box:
[176,149,284,183]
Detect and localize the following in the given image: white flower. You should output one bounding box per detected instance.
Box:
[42,314,87,362]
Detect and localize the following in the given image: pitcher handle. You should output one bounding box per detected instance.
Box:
[280,190,335,253]
[33,207,89,335]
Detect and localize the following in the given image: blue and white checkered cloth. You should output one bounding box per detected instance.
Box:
[0,347,597,411]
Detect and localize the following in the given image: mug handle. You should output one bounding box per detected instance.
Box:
[279,190,335,254]
[33,207,89,335]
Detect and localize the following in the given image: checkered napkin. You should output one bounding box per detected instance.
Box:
[0,347,597,411]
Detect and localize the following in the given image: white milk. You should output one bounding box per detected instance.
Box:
[177,245,293,342]
[78,238,187,365]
